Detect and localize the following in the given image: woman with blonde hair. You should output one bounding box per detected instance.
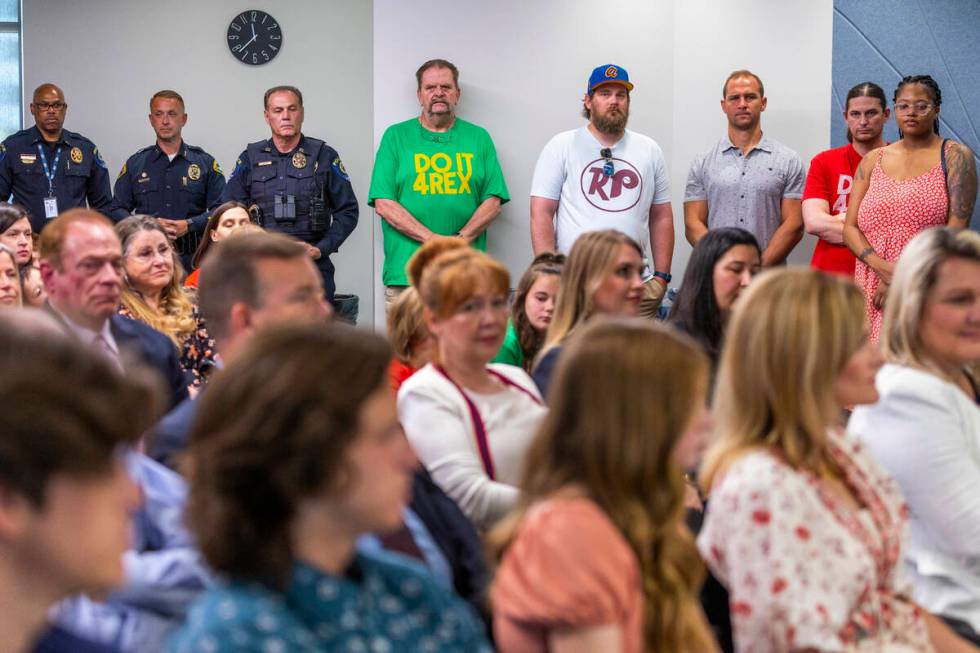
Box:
[491,318,718,653]
[699,267,978,653]
[532,229,644,397]
[850,227,980,644]
[116,215,216,389]
[398,237,546,529]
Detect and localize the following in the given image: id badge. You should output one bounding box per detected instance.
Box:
[44,197,59,219]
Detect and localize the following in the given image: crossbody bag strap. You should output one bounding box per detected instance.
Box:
[433,365,496,480]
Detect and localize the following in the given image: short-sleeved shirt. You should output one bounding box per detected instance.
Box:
[803,144,862,275]
[684,136,804,251]
[491,496,644,653]
[698,430,933,653]
[531,126,671,260]
[368,118,510,286]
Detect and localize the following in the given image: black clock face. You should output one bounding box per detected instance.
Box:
[227,10,282,66]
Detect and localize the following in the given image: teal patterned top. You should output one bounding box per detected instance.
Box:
[167,551,490,652]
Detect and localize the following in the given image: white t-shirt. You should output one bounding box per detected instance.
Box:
[530,126,671,258]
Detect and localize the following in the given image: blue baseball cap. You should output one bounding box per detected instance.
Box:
[587,64,634,93]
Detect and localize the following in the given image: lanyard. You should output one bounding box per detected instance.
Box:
[37,144,62,197]
[433,364,543,480]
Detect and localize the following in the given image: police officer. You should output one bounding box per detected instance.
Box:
[109,90,226,270]
[0,83,112,232]
[220,85,358,302]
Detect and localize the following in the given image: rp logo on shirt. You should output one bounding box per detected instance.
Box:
[579,158,642,212]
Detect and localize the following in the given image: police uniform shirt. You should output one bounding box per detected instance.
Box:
[0,126,112,231]
[221,134,358,257]
[109,142,226,238]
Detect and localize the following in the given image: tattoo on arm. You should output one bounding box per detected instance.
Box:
[855,156,870,182]
[946,144,978,224]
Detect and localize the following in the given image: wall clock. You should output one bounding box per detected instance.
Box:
[227,10,282,66]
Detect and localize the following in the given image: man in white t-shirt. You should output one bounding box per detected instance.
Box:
[529,64,674,316]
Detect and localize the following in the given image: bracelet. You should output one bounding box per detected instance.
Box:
[858,247,875,263]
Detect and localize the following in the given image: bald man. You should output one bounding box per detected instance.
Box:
[0,83,112,232]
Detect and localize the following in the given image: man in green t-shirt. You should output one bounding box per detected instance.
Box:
[368,59,510,305]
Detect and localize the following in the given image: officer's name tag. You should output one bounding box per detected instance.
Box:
[257,161,273,167]
[44,197,59,219]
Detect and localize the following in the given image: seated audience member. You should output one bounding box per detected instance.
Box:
[0,244,22,307]
[169,324,491,652]
[668,227,761,370]
[115,216,216,390]
[398,238,546,530]
[491,318,719,653]
[493,252,564,371]
[699,268,979,653]
[148,231,331,468]
[386,285,434,390]
[850,227,980,644]
[20,262,46,307]
[532,229,645,397]
[0,311,161,653]
[0,202,33,269]
[183,201,255,289]
[38,210,188,408]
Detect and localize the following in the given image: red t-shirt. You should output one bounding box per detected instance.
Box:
[803,144,862,276]
[388,359,417,392]
[184,268,201,289]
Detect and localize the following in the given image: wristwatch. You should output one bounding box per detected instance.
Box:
[652,270,672,283]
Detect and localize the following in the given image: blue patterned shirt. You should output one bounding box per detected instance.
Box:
[167,551,490,652]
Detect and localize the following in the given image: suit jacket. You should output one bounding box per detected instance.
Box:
[110,313,189,409]
[44,304,189,409]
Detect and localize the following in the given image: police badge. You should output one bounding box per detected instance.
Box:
[187,163,201,181]
[70,147,83,164]
[292,152,307,169]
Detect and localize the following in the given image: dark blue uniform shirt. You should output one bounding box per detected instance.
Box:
[108,142,226,257]
[220,134,358,300]
[0,126,112,231]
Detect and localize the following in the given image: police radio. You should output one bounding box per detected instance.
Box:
[309,182,331,237]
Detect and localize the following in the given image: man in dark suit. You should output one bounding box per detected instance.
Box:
[150,231,331,465]
[38,209,188,408]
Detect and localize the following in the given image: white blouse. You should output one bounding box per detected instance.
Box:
[850,363,980,634]
[398,363,546,529]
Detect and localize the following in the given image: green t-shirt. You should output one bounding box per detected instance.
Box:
[368,118,510,286]
[492,319,523,368]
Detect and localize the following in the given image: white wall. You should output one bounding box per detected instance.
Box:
[24,0,832,328]
[22,0,376,323]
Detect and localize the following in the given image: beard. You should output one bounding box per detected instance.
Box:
[592,105,629,135]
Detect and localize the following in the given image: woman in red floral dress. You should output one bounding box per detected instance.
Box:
[698,268,978,653]
[844,75,977,342]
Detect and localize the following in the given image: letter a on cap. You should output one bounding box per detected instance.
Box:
[605,66,618,78]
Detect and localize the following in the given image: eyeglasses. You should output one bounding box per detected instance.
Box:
[600,147,614,176]
[33,102,66,112]
[894,102,934,114]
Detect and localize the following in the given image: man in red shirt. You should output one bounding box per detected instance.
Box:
[803,82,889,275]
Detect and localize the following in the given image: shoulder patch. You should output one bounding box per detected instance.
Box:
[0,142,5,163]
[117,162,127,179]
[212,159,223,175]
[331,156,350,181]
[93,147,107,169]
